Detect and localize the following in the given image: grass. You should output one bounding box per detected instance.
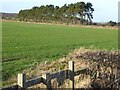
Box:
[2,21,118,83]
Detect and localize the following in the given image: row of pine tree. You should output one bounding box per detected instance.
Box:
[18,2,94,25]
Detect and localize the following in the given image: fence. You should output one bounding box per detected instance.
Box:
[2,61,88,90]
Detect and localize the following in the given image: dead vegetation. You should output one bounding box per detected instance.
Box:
[24,48,120,88]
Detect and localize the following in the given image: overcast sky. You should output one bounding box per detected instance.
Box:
[0,0,119,22]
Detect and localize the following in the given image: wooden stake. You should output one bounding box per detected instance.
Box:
[69,61,74,90]
[17,73,26,89]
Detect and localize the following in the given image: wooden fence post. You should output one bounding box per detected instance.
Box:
[17,73,26,89]
[42,73,52,90]
[69,61,74,90]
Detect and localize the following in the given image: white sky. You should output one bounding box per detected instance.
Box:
[0,0,119,22]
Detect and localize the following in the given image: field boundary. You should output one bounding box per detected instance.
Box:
[2,20,118,30]
[2,61,88,89]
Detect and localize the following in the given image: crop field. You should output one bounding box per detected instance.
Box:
[2,21,118,83]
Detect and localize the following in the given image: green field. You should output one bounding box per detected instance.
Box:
[2,21,118,82]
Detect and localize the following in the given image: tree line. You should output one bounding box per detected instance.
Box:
[18,2,94,25]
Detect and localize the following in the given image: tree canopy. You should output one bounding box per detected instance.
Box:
[18,2,94,25]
